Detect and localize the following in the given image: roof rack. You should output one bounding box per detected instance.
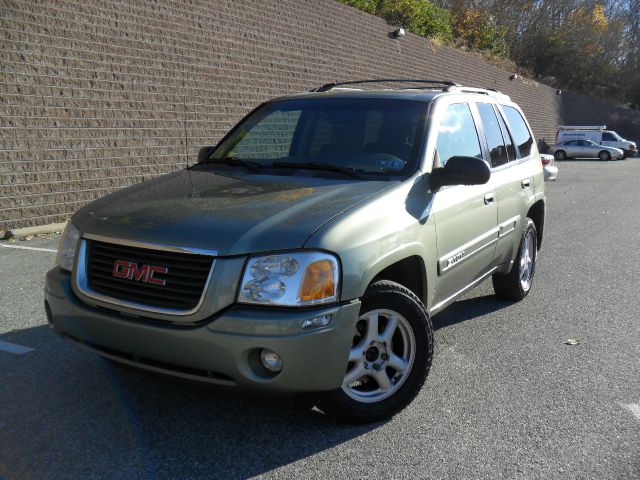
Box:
[312,79,461,92]
[453,86,510,99]
[311,80,511,100]
[558,125,607,131]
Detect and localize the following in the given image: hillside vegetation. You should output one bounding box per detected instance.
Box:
[339,0,640,108]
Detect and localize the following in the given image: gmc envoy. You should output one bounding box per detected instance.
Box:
[45,79,546,423]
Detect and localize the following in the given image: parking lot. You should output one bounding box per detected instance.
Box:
[1,159,639,479]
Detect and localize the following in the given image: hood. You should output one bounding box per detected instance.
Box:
[73,167,395,256]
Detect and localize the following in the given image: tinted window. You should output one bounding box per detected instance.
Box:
[212,98,428,176]
[436,103,482,166]
[602,132,616,141]
[477,103,508,167]
[503,106,534,157]
[495,108,515,161]
[232,110,301,159]
[566,140,579,146]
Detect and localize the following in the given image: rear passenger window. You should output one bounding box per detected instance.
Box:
[495,109,515,161]
[502,106,534,158]
[436,103,482,166]
[477,103,508,168]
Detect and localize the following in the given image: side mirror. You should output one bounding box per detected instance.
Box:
[198,146,216,163]
[430,156,491,190]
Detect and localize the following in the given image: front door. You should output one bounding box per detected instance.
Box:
[430,102,498,307]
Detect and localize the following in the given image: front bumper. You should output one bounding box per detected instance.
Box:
[45,268,360,393]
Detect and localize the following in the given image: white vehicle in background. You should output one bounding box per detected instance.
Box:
[556,126,637,158]
[541,154,558,181]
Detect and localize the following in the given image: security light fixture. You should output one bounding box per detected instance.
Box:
[509,74,518,80]
[393,27,405,38]
[557,89,562,95]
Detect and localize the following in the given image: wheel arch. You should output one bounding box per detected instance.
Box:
[527,200,545,250]
[367,255,428,305]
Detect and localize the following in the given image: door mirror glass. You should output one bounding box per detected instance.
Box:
[430,156,491,190]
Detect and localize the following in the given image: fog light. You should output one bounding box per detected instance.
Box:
[301,314,332,331]
[260,349,283,372]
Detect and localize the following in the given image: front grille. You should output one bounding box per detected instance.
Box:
[86,240,214,311]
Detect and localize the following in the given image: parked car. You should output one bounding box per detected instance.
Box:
[541,154,558,181]
[556,125,637,158]
[548,139,624,161]
[46,79,546,424]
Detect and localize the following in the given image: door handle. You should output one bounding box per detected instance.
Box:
[521,178,531,189]
[484,192,495,205]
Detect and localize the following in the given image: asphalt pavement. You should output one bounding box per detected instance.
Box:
[1,159,639,479]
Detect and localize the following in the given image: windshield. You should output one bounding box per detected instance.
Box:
[208,98,428,177]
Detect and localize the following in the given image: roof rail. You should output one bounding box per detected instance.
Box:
[448,86,511,99]
[312,79,460,92]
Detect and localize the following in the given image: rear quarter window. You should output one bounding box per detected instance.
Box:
[502,106,534,158]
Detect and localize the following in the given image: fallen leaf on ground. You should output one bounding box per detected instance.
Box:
[564,338,579,345]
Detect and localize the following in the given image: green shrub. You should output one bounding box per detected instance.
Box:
[338,0,454,44]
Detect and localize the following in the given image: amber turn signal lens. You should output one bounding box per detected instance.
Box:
[299,259,336,302]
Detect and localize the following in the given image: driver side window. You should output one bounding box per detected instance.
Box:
[435,103,482,166]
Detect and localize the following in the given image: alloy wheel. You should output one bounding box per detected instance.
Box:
[342,309,416,403]
[519,230,535,291]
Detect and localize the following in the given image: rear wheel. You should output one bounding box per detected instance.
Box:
[318,281,433,424]
[554,150,566,160]
[492,219,537,301]
[598,150,611,161]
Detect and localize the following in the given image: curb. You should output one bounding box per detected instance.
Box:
[2,221,67,240]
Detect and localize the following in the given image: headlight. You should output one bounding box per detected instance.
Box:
[56,223,80,272]
[238,251,339,306]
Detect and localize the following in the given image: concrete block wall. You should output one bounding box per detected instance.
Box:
[1,0,638,228]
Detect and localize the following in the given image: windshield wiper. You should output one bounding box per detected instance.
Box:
[201,156,263,171]
[271,161,363,180]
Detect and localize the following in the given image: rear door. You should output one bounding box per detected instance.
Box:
[564,140,580,157]
[576,140,592,157]
[430,101,498,307]
[491,104,539,266]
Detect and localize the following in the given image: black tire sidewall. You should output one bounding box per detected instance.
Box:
[319,281,433,423]
[555,150,566,160]
[492,218,537,301]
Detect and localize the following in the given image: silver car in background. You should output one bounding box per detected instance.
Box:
[548,139,624,161]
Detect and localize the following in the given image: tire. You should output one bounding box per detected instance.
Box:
[598,150,611,161]
[318,280,433,424]
[554,150,566,160]
[492,218,537,301]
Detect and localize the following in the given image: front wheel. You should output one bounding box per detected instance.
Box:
[492,218,537,301]
[318,281,433,424]
[598,150,612,161]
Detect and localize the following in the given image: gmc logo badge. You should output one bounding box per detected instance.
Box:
[112,260,168,286]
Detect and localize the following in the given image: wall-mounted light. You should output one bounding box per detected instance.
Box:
[393,27,405,38]
[509,74,518,80]
[556,89,562,95]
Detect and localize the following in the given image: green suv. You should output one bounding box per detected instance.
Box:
[45,79,545,423]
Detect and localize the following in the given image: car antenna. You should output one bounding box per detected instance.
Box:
[181,64,196,194]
